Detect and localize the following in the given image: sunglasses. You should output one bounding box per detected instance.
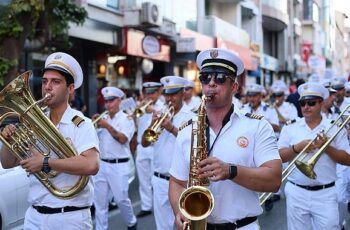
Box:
[199,73,234,85]
[299,100,320,107]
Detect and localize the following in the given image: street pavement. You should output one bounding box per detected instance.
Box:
[106,178,350,230]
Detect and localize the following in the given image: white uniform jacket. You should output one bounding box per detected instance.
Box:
[28,106,100,207]
[170,109,280,224]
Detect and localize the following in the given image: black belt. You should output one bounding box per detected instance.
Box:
[154,172,170,181]
[289,181,335,191]
[101,158,129,164]
[207,216,257,230]
[32,205,90,214]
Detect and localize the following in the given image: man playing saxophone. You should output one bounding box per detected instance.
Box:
[169,48,282,230]
[141,76,194,230]
[0,52,100,229]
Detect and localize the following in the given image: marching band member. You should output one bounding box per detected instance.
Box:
[320,78,337,120]
[241,83,280,132]
[345,82,350,98]
[93,86,137,230]
[0,52,100,229]
[332,77,350,114]
[183,79,201,112]
[169,48,282,230]
[141,76,194,230]
[270,83,298,126]
[278,82,350,230]
[135,82,163,218]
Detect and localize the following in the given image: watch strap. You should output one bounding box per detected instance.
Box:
[42,156,51,173]
[228,164,237,180]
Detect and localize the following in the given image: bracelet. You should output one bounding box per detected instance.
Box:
[292,144,299,154]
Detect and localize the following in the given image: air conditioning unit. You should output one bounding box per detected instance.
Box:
[140,2,162,27]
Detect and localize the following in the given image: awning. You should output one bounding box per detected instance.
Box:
[179,28,215,51]
[216,37,255,71]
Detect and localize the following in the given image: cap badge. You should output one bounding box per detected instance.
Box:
[54,54,62,59]
[210,50,218,59]
[166,79,170,83]
[303,85,308,90]
[237,136,249,148]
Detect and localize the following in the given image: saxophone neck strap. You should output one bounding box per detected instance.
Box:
[206,105,234,156]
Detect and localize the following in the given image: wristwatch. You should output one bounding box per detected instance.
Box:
[42,157,51,173]
[228,164,237,180]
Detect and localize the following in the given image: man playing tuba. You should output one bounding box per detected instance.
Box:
[169,48,282,230]
[0,52,100,229]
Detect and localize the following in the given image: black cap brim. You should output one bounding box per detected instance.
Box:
[163,87,183,95]
[104,96,118,101]
[43,66,73,79]
[299,95,323,101]
[247,92,260,96]
[200,66,234,75]
[332,86,345,90]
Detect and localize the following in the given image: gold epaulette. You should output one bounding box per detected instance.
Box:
[285,119,297,126]
[245,113,263,120]
[72,115,85,127]
[178,119,193,131]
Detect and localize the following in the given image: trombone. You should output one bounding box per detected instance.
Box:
[143,102,174,143]
[295,104,350,179]
[259,104,350,205]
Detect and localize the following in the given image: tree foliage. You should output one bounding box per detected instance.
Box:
[0,0,87,86]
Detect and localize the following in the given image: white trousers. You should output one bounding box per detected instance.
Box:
[152,176,175,230]
[136,144,154,211]
[93,160,136,230]
[285,181,340,230]
[24,206,92,230]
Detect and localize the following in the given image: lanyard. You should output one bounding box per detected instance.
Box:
[205,105,234,156]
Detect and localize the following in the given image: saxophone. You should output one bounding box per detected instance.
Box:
[178,95,215,230]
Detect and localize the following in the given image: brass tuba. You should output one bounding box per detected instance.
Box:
[0,71,89,199]
[143,102,174,143]
[179,95,214,230]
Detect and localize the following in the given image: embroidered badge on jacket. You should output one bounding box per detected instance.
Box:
[237,136,249,148]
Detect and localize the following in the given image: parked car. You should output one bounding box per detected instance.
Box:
[0,163,30,230]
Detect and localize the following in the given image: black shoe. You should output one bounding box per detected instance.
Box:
[264,199,274,212]
[128,222,137,230]
[136,210,152,218]
[270,194,281,202]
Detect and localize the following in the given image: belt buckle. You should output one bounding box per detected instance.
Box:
[61,207,64,213]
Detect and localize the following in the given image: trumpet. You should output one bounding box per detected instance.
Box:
[92,111,108,127]
[134,100,153,118]
[143,103,174,143]
[259,105,350,204]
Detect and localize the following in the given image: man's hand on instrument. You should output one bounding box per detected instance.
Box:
[1,124,16,141]
[98,119,109,129]
[198,156,228,181]
[312,132,328,149]
[175,211,189,230]
[20,147,44,174]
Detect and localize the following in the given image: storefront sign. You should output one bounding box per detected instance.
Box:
[142,35,160,56]
[261,54,279,71]
[176,37,196,53]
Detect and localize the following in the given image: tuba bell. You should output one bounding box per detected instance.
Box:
[0,71,89,199]
[179,95,214,230]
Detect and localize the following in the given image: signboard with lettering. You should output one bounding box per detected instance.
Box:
[176,37,196,53]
